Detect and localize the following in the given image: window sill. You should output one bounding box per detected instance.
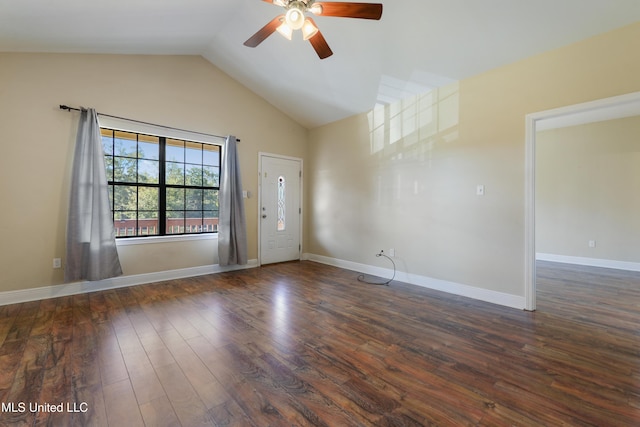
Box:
[115,233,218,246]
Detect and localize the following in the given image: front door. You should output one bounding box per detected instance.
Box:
[259,154,302,265]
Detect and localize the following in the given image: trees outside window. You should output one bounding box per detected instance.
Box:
[101,129,220,238]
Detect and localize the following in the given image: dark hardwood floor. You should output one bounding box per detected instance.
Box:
[1,260,639,426]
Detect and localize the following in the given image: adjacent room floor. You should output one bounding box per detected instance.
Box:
[0,260,638,426]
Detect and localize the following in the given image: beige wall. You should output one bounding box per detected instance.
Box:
[536,116,640,262]
[2,22,640,300]
[0,53,308,292]
[308,22,640,297]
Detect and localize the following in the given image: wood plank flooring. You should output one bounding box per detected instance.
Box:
[0,260,639,426]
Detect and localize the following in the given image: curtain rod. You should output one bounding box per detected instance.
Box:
[59,105,239,142]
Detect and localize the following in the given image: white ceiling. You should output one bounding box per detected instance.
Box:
[1,0,639,129]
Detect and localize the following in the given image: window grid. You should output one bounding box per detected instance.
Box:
[102,128,220,238]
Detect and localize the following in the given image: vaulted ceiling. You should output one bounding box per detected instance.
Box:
[1,1,639,128]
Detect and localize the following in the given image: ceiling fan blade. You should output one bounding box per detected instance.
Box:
[307,20,333,59]
[313,2,382,20]
[243,15,284,48]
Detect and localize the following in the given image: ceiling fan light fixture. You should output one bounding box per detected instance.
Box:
[301,18,318,40]
[285,6,305,30]
[276,22,293,40]
[309,3,323,15]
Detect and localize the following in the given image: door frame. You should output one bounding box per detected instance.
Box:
[258,152,304,266]
[524,91,640,311]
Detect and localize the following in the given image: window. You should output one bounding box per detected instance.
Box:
[277,175,286,231]
[101,128,220,238]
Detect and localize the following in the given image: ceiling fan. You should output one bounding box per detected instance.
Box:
[244,0,383,59]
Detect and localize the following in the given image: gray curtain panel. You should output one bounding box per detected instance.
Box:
[218,135,248,266]
[64,108,122,282]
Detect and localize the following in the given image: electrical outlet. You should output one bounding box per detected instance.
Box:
[53,258,62,269]
[389,248,396,257]
[588,240,596,248]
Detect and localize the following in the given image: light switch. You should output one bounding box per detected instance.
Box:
[476,185,485,196]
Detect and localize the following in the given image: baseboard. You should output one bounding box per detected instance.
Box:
[536,253,640,272]
[4,255,532,310]
[0,259,259,306]
[304,253,526,310]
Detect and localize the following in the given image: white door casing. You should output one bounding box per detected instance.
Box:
[259,154,302,265]
[524,91,640,311]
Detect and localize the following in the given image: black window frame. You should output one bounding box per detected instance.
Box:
[101,127,221,239]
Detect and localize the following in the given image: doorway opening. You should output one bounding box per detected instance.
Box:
[524,91,640,310]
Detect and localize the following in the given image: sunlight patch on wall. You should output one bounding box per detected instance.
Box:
[368,81,460,156]
[366,81,461,211]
